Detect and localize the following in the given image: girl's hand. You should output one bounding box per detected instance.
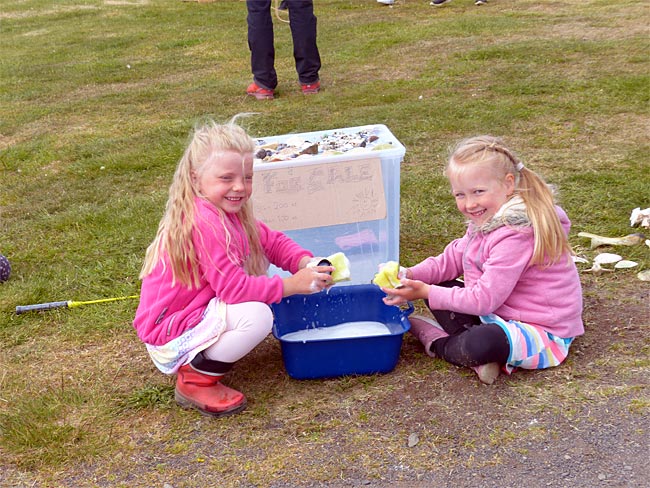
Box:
[298,255,316,269]
[381,278,430,306]
[283,265,334,297]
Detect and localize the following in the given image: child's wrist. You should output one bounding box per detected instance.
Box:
[298,255,314,269]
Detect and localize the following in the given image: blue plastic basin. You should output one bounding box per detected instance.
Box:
[272,284,413,379]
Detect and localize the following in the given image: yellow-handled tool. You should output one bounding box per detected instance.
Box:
[15,295,139,314]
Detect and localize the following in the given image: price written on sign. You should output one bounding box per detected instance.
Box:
[252,157,386,231]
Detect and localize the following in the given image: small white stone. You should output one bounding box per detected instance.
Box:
[407,432,419,447]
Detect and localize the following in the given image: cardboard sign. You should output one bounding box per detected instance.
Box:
[252,157,386,231]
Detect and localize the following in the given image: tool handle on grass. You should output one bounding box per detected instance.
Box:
[67,295,139,308]
[15,301,71,314]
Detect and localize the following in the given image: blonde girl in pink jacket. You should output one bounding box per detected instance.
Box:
[133,118,333,417]
[382,136,583,385]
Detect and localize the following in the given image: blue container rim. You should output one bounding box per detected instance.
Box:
[272,284,413,343]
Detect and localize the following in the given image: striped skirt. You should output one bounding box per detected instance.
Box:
[481,313,575,374]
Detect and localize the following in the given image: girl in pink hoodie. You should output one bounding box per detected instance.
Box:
[133,118,333,416]
[382,136,583,384]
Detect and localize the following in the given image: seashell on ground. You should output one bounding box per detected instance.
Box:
[593,253,622,265]
[630,207,650,228]
[614,260,638,269]
[637,270,650,281]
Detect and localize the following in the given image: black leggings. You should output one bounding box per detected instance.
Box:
[426,281,510,368]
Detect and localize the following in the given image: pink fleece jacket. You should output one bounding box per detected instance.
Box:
[133,197,312,346]
[408,203,584,339]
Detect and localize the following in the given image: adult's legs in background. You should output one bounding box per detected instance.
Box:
[287,0,321,84]
[247,0,277,89]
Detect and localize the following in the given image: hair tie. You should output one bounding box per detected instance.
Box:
[516,162,525,171]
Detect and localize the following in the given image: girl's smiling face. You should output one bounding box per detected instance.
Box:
[195,150,254,214]
[448,163,515,226]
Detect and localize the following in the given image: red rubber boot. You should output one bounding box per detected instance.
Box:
[175,365,247,417]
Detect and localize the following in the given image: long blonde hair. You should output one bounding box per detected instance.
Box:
[140,117,267,288]
[446,135,571,266]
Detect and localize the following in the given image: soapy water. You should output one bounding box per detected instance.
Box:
[281,321,391,342]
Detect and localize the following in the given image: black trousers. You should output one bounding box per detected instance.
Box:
[427,281,510,367]
[246,0,321,89]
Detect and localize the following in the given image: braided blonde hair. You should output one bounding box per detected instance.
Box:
[446,135,571,266]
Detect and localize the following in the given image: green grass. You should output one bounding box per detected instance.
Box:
[1,0,649,486]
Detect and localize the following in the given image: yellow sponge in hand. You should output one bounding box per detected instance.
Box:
[373,261,402,288]
[326,252,351,283]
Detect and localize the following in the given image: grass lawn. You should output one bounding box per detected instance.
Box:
[0,0,648,486]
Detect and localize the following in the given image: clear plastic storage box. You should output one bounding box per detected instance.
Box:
[252,124,406,284]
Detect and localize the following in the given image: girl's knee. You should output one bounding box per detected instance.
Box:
[250,301,274,335]
[441,324,509,367]
[466,324,510,364]
[227,301,273,336]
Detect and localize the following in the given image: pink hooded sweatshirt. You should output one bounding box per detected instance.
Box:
[408,201,584,339]
[133,197,312,346]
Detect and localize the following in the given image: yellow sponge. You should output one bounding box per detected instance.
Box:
[326,252,351,283]
[372,261,402,288]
